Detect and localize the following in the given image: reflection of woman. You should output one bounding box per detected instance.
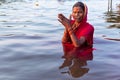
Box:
[59,43,93,78]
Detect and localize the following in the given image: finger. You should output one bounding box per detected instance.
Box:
[58,14,63,18]
[58,19,62,23]
[58,19,65,26]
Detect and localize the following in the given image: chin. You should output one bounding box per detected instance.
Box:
[75,18,82,22]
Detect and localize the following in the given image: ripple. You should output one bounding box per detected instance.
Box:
[0,0,120,80]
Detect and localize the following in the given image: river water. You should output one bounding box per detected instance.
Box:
[0,0,120,80]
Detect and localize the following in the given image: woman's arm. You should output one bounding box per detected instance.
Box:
[58,14,86,47]
[69,33,86,47]
[62,29,69,43]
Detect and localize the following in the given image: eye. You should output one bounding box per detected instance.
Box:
[79,10,83,13]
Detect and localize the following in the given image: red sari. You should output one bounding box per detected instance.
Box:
[62,3,94,59]
[64,3,94,47]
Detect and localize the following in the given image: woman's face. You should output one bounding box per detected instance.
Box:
[72,6,84,22]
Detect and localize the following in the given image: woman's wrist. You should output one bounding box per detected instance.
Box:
[68,27,73,35]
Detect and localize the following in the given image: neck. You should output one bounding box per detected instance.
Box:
[75,21,80,26]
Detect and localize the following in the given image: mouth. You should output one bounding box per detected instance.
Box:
[74,17,82,21]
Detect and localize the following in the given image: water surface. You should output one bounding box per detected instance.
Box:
[0,0,120,80]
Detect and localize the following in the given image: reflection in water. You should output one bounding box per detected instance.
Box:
[108,23,120,28]
[105,11,120,23]
[59,43,93,78]
[105,3,120,29]
[103,3,120,41]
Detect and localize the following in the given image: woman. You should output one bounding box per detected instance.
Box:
[58,2,94,47]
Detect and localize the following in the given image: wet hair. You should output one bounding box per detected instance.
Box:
[72,2,85,11]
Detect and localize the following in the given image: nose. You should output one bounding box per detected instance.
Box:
[75,13,79,16]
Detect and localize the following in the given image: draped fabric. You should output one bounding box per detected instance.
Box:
[65,3,94,47]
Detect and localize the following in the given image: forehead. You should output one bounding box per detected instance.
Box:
[72,7,83,12]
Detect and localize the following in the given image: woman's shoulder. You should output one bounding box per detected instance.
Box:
[85,22,94,30]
